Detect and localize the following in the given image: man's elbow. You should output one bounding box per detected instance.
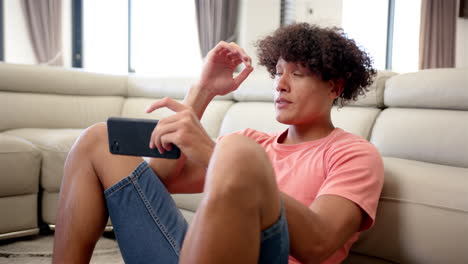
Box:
[294,240,334,264]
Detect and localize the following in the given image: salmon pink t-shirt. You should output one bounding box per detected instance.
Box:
[231,128,384,264]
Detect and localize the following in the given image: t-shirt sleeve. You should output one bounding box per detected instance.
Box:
[317,140,384,231]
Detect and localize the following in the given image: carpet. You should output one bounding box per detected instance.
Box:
[0,234,123,264]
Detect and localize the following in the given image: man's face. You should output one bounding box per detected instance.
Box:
[273,58,336,125]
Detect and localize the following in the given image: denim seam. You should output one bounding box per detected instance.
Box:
[131,169,181,256]
[104,161,147,198]
[261,220,284,241]
[104,180,132,198]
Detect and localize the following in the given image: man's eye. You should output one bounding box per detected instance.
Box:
[293,72,303,76]
[275,72,283,77]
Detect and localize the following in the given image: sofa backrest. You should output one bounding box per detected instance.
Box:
[0,63,126,131]
[352,68,468,263]
[0,63,394,141]
[372,68,468,167]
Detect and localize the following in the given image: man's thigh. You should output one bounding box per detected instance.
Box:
[82,122,145,190]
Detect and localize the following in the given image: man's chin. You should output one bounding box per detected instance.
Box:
[275,116,295,125]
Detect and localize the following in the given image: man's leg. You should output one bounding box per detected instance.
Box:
[179,134,284,264]
[52,123,143,263]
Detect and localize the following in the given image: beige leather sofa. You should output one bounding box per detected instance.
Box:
[0,63,467,263]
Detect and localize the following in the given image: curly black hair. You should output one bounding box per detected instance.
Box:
[255,23,376,106]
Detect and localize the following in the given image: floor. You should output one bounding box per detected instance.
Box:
[0,233,123,264]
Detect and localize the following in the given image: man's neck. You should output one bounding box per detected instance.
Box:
[281,120,335,145]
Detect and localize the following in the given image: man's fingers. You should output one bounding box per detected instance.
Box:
[161,133,178,152]
[145,97,186,113]
[215,42,251,65]
[212,41,236,56]
[229,42,252,67]
[233,65,254,88]
[150,120,179,152]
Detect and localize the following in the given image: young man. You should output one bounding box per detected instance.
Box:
[53,23,383,264]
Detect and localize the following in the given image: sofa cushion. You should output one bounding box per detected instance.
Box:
[127,75,233,100]
[42,191,59,225]
[370,108,468,167]
[0,92,124,131]
[352,157,468,263]
[3,129,83,192]
[0,134,41,196]
[0,194,39,237]
[171,193,204,212]
[0,63,128,96]
[331,107,381,140]
[341,70,397,108]
[385,68,468,110]
[121,98,234,139]
[0,134,40,236]
[233,73,275,102]
[218,102,287,136]
[381,157,467,213]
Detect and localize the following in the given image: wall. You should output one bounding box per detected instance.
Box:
[237,0,281,75]
[295,0,342,27]
[3,0,72,67]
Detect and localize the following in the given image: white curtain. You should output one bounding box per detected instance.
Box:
[21,0,63,66]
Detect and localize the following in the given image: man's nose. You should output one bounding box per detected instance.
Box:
[275,74,289,92]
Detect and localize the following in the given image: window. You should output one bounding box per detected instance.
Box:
[130,1,202,77]
[82,0,128,74]
[391,0,421,72]
[342,0,421,72]
[80,1,201,76]
[342,0,389,70]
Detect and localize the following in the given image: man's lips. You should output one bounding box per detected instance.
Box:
[275,98,292,104]
[275,98,292,108]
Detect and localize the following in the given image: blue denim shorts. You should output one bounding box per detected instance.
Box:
[104,161,289,264]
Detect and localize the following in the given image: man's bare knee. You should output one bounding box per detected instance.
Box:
[204,134,282,229]
[213,134,269,168]
[72,122,107,153]
[206,134,276,201]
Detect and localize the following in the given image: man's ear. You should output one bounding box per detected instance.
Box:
[328,79,345,99]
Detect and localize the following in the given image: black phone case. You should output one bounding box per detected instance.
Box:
[107,117,181,159]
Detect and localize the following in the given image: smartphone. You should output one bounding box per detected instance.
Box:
[107,117,181,159]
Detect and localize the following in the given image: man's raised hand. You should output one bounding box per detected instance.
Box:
[198,41,254,96]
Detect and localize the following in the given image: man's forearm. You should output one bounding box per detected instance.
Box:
[148,83,215,185]
[183,83,216,119]
[281,192,363,263]
[281,192,328,263]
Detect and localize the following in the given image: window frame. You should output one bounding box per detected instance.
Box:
[385,0,395,70]
[0,0,4,61]
[72,0,83,68]
[128,0,133,72]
